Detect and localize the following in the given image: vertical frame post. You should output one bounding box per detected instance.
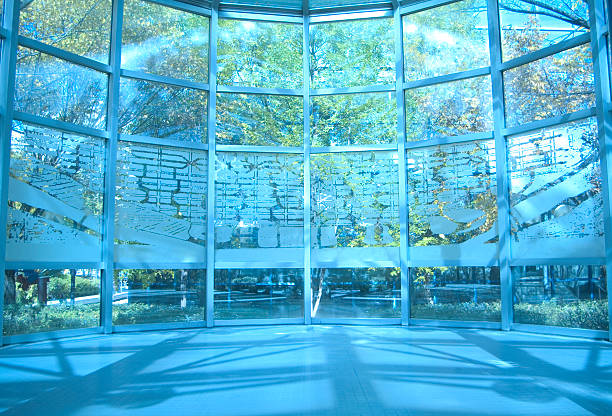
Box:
[303,0,312,325]
[487,0,512,330]
[589,0,612,341]
[0,0,20,345]
[101,0,124,334]
[393,4,410,325]
[206,0,219,327]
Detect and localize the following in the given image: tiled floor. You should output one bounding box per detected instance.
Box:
[0,325,611,415]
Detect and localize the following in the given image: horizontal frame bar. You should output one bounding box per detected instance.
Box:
[400,0,458,15]
[18,36,112,73]
[404,131,495,149]
[311,144,398,153]
[502,108,597,137]
[218,11,303,23]
[309,9,394,23]
[13,111,110,139]
[408,258,499,267]
[500,33,592,72]
[5,261,105,270]
[311,84,395,96]
[511,323,609,340]
[118,133,208,151]
[509,257,606,266]
[215,261,305,269]
[404,66,490,90]
[114,262,208,270]
[216,144,304,153]
[311,318,401,325]
[218,3,302,17]
[145,0,212,17]
[214,318,304,326]
[120,69,210,91]
[112,320,207,333]
[2,326,103,346]
[217,85,303,96]
[409,319,502,330]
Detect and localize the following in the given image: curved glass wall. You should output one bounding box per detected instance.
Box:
[0,0,610,343]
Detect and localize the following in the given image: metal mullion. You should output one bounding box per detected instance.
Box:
[144,0,212,17]
[101,0,124,334]
[18,36,112,73]
[399,0,458,16]
[13,111,110,139]
[118,133,208,151]
[218,11,302,23]
[120,69,210,91]
[487,0,512,332]
[590,0,612,342]
[502,108,597,137]
[303,1,312,325]
[310,144,397,153]
[0,27,7,39]
[403,66,490,90]
[216,144,303,153]
[217,85,303,96]
[0,0,20,347]
[206,1,219,327]
[310,84,395,96]
[404,131,495,150]
[499,32,591,72]
[309,9,393,23]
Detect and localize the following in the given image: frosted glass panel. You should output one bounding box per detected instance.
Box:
[6,123,105,263]
[215,153,303,250]
[508,119,604,259]
[406,140,497,263]
[311,152,399,249]
[115,142,207,263]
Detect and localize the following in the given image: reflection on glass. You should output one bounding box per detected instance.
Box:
[115,142,207,263]
[214,269,303,319]
[113,269,206,325]
[405,76,492,141]
[218,19,302,88]
[216,93,303,146]
[407,141,497,248]
[311,152,399,248]
[500,0,590,61]
[6,123,105,263]
[411,266,501,321]
[504,44,594,127]
[512,265,608,330]
[122,0,209,82]
[310,18,394,88]
[216,153,303,249]
[3,269,100,336]
[403,0,489,81]
[15,47,108,129]
[119,77,207,142]
[311,92,396,146]
[19,0,112,62]
[508,118,604,259]
[311,268,400,318]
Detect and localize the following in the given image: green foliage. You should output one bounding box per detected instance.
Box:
[3,303,100,336]
[514,300,609,331]
[412,301,502,322]
[47,276,100,300]
[112,303,204,325]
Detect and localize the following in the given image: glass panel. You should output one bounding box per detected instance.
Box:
[504,44,594,128]
[115,142,207,263]
[407,141,497,260]
[6,123,105,263]
[512,265,608,330]
[113,269,206,325]
[15,47,108,129]
[311,267,401,318]
[218,19,302,88]
[3,269,100,336]
[405,75,493,141]
[216,93,303,146]
[119,77,208,142]
[214,268,303,320]
[500,0,590,61]
[215,153,304,249]
[122,0,209,82]
[410,266,501,322]
[508,118,604,259]
[311,92,397,146]
[19,0,112,62]
[403,0,489,81]
[311,152,399,249]
[310,18,394,88]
